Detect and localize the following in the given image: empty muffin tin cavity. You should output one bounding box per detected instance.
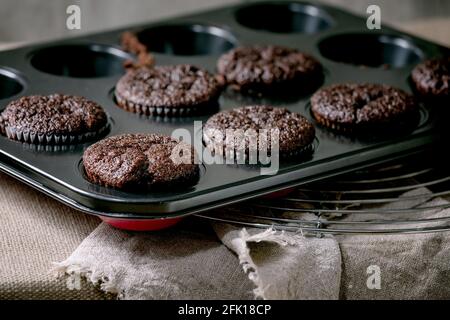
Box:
[0,68,25,100]
[235,2,333,33]
[30,44,132,78]
[318,33,423,68]
[135,24,236,56]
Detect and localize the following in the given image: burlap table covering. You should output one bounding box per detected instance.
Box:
[0,173,112,299]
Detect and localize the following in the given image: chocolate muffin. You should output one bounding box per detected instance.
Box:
[203,105,315,159]
[411,57,449,101]
[0,94,108,144]
[83,133,200,190]
[217,45,323,95]
[115,65,222,116]
[310,83,418,132]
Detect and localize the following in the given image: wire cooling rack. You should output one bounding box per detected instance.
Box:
[195,152,450,235]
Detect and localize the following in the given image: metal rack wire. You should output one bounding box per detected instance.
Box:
[195,153,450,235]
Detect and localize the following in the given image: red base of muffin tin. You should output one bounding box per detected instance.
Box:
[100,188,294,231]
[262,187,295,199]
[100,216,183,231]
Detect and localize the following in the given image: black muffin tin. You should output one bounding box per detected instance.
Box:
[0,1,448,220]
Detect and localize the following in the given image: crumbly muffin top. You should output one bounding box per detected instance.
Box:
[311,83,417,125]
[83,133,199,190]
[204,105,315,154]
[1,94,107,135]
[217,45,322,89]
[115,65,222,109]
[411,57,450,98]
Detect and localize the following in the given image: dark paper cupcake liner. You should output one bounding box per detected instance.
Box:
[203,132,314,163]
[312,109,421,136]
[21,142,78,153]
[115,93,219,117]
[3,122,109,145]
[311,112,355,133]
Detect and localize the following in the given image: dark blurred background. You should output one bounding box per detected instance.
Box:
[0,0,449,49]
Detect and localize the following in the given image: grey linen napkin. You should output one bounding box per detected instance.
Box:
[214,224,341,299]
[54,222,255,299]
[54,188,450,299]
